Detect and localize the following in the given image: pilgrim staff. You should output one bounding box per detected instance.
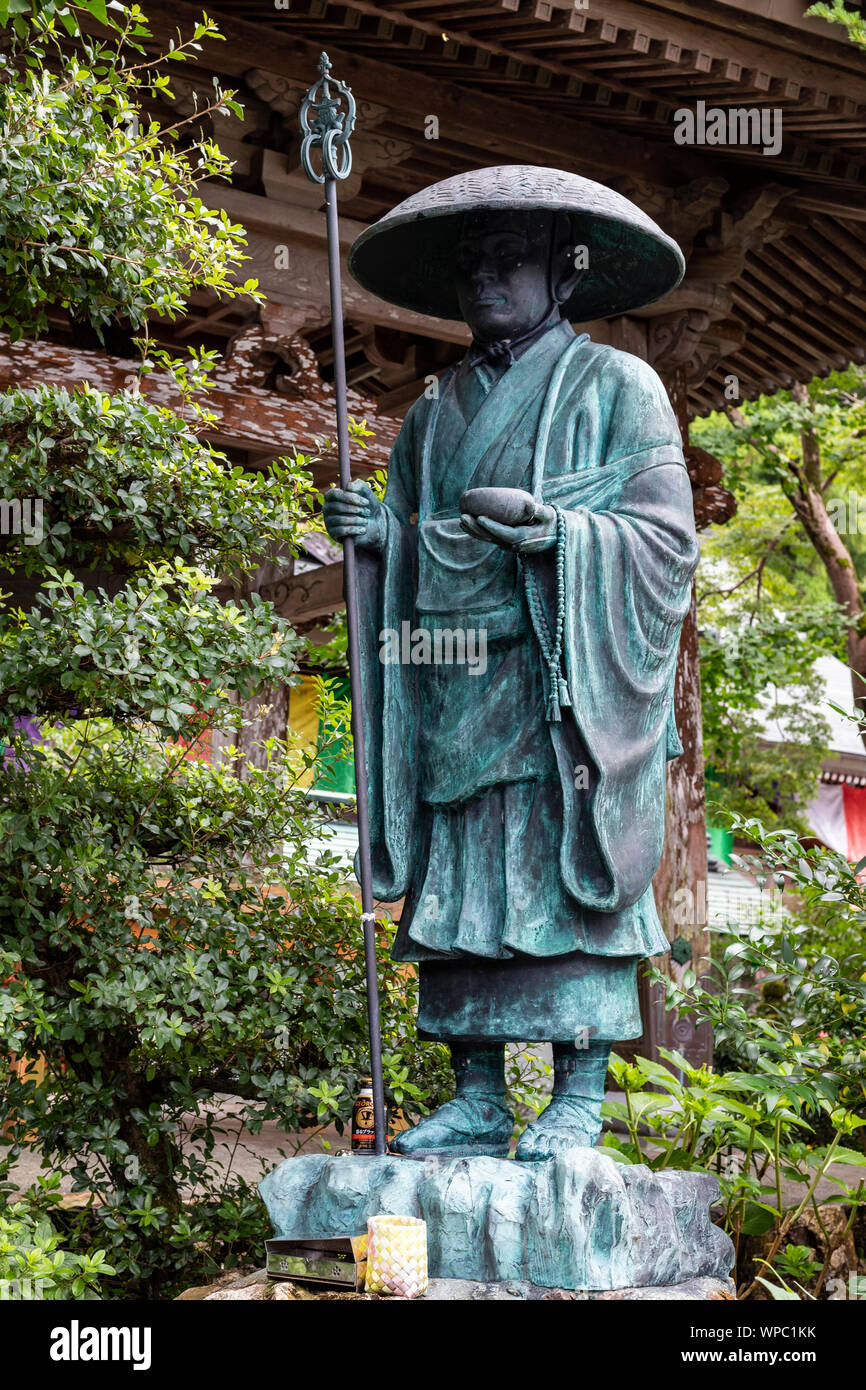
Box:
[300,54,386,1156]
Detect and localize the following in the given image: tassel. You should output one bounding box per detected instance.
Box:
[558,676,572,709]
[547,693,562,723]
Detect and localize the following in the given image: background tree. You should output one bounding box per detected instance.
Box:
[693,369,866,773]
[700,5,866,767]
[694,458,847,831]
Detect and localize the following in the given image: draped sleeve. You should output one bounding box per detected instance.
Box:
[534,351,699,913]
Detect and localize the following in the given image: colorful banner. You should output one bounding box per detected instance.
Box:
[806,781,866,863]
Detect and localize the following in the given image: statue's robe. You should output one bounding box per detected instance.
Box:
[356,320,699,1042]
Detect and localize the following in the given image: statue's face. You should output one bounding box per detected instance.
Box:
[454,213,554,343]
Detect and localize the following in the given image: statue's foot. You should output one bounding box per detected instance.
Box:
[514,1095,602,1162]
[389,1096,514,1159]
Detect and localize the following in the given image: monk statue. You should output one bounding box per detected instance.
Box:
[323,166,699,1161]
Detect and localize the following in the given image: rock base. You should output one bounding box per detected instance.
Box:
[259,1149,734,1291]
[178,1269,736,1301]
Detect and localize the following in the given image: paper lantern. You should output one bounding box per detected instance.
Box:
[365,1214,428,1298]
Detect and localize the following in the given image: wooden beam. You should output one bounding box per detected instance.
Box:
[335,0,674,113]
[140,0,706,186]
[0,334,399,471]
[261,561,346,624]
[197,189,472,348]
[650,365,713,1069]
[789,186,866,222]
[539,0,866,103]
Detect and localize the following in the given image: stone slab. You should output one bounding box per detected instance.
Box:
[422,1276,736,1300]
[259,1149,734,1291]
[179,1270,735,1301]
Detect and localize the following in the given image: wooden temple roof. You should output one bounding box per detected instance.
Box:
[137,0,866,421]
[10,0,866,467]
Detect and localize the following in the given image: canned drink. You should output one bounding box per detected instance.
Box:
[351,1076,384,1152]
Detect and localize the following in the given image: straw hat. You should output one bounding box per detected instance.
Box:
[349,164,685,322]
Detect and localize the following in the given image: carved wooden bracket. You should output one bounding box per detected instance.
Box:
[683,445,737,531]
[245,68,391,129]
[648,309,711,371]
[692,484,738,530]
[649,303,749,389]
[633,181,796,412]
[225,319,326,398]
[612,175,730,259]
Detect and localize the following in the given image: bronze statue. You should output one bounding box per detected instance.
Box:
[324,166,699,1160]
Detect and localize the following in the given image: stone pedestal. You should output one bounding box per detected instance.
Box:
[259,1150,734,1293]
[178,1270,735,1300]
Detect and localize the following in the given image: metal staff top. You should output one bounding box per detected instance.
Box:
[300,52,357,183]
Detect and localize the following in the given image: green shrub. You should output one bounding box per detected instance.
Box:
[603,815,866,1298]
[0,5,450,1300]
[0,385,316,578]
[0,4,254,341]
[0,1177,114,1299]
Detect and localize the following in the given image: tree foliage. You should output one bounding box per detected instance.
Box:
[605,813,866,1298]
[693,369,866,827]
[807,0,866,50]
[0,384,316,578]
[0,3,256,342]
[694,463,846,829]
[0,6,451,1299]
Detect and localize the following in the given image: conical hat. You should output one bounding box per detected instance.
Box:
[349,165,684,322]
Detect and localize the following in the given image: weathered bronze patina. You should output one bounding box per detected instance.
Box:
[324,165,699,1161]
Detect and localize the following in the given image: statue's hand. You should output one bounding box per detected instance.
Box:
[460,503,557,554]
[323,479,387,552]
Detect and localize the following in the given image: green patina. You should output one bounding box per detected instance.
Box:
[325,166,700,1159]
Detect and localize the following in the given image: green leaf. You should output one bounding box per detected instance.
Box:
[740,1203,779,1236]
[753,1276,801,1301]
